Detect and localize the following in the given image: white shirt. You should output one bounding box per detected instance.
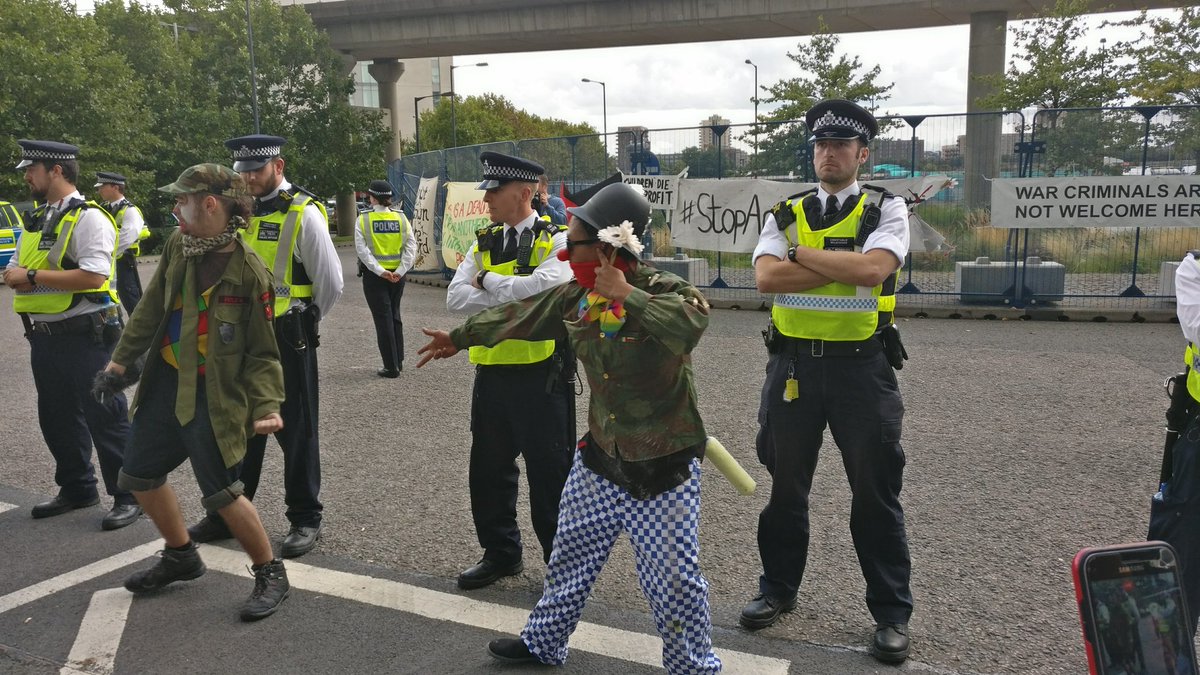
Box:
[752,181,910,268]
[263,179,344,319]
[111,200,146,256]
[1176,253,1200,347]
[447,212,571,315]
[8,190,116,320]
[354,205,418,277]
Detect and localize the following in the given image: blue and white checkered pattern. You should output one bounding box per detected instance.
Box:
[520,452,722,674]
[775,293,878,311]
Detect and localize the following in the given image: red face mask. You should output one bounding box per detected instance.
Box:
[557,248,631,289]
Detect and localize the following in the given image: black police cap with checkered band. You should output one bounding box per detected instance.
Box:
[224,134,287,172]
[16,139,79,170]
[94,171,127,187]
[805,99,879,144]
[476,151,545,190]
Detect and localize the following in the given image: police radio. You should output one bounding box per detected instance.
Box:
[515,228,536,275]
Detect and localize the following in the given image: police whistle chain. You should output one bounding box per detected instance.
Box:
[705,437,756,496]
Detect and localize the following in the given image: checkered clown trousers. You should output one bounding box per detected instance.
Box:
[521,451,722,674]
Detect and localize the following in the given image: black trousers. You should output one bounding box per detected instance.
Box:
[361,269,406,371]
[115,251,142,316]
[1149,412,1200,637]
[29,329,133,505]
[470,354,574,564]
[237,314,323,527]
[755,348,913,624]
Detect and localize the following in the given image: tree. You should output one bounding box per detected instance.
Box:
[1118,8,1200,173]
[743,25,894,177]
[411,94,606,185]
[979,0,1130,175]
[0,0,155,202]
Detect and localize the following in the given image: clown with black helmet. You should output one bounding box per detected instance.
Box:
[418,181,722,674]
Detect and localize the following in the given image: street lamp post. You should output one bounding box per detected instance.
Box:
[414,91,452,153]
[245,0,260,133]
[745,59,758,162]
[450,62,488,148]
[581,78,607,169]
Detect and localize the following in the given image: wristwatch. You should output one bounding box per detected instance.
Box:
[786,247,798,263]
[26,269,37,286]
[475,269,489,288]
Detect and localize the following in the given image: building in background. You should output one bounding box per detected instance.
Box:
[349,57,452,146]
[698,114,731,151]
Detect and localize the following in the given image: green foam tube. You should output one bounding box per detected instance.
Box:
[705,437,756,496]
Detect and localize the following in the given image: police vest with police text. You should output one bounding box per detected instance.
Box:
[468,222,563,366]
[358,209,407,271]
[242,191,328,316]
[771,192,898,341]
[13,201,120,315]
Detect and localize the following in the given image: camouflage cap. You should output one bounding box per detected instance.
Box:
[158,163,249,198]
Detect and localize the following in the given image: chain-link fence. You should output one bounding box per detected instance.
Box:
[391,104,1200,309]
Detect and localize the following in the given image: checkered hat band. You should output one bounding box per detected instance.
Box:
[482,161,539,183]
[232,145,281,159]
[23,149,75,160]
[813,111,871,138]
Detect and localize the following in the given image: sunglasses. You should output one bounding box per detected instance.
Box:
[565,237,601,251]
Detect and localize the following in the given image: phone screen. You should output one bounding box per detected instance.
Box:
[1081,545,1196,675]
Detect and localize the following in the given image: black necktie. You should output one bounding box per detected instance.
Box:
[503,227,518,258]
[823,194,840,220]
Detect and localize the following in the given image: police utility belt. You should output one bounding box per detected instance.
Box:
[21,305,122,344]
[763,321,908,369]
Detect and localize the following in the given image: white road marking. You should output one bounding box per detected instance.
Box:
[61,588,132,675]
[0,501,17,515]
[0,542,160,616]
[201,544,790,674]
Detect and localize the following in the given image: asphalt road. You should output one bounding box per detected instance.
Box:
[0,246,1187,673]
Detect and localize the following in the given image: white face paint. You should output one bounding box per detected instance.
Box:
[175,195,207,236]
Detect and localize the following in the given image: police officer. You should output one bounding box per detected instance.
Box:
[95,172,147,315]
[740,100,915,663]
[2,140,141,530]
[186,134,343,558]
[446,151,574,589]
[355,179,416,377]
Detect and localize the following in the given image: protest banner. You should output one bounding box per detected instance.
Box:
[671,176,953,253]
[621,168,686,211]
[992,176,1200,228]
[410,176,440,271]
[441,182,490,270]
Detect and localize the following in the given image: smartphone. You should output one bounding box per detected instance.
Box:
[1073,542,1198,675]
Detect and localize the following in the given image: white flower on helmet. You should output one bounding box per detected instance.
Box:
[597,220,644,256]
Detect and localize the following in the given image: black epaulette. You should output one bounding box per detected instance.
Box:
[290,184,322,202]
[532,220,566,238]
[1188,250,1200,259]
[860,183,897,201]
[771,188,817,230]
[476,223,501,250]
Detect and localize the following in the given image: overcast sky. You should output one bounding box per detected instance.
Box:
[447,10,1166,152]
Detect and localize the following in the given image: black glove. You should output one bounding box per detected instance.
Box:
[91,354,145,405]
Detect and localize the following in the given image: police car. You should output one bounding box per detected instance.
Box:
[0,200,27,267]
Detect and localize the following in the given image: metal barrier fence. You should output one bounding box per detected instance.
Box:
[389,104,1200,308]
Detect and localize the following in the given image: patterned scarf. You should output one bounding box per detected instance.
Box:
[577,292,627,339]
[181,215,247,257]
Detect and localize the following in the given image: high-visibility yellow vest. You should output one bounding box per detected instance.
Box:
[13,201,119,315]
[242,191,328,316]
[468,223,563,366]
[109,201,148,256]
[771,192,898,341]
[358,209,407,271]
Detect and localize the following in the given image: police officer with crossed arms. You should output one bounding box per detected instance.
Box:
[741,100,915,664]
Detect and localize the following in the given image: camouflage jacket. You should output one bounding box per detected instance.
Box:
[451,264,710,462]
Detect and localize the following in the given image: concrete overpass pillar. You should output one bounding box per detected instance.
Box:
[368,58,405,162]
[964,11,1007,210]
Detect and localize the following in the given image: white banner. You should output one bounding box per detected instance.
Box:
[621,169,686,211]
[441,182,490,271]
[991,176,1200,228]
[410,176,440,271]
[671,176,955,253]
